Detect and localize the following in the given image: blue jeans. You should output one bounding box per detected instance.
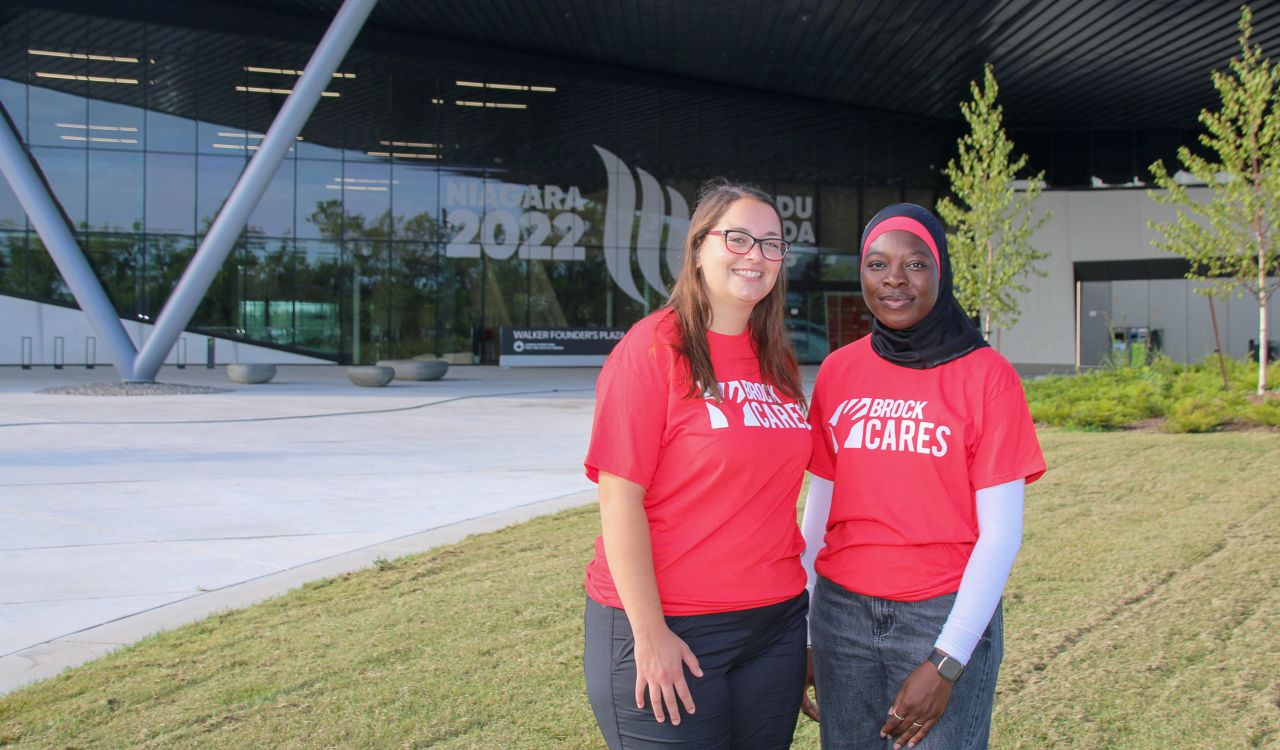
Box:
[810,576,1003,750]
[584,592,808,750]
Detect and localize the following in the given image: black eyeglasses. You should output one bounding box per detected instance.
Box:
[706,230,790,261]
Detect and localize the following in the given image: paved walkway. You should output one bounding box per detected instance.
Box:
[0,363,603,694]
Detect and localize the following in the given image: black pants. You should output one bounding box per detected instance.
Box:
[584,592,808,750]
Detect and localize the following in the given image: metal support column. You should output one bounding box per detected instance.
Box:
[0,109,140,380]
[131,0,377,382]
[0,0,376,382]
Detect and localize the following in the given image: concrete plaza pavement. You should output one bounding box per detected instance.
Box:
[0,363,604,695]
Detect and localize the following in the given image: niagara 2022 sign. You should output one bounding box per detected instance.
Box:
[443,182,589,261]
[444,145,816,304]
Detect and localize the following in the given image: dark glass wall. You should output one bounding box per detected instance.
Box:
[1009,128,1201,189]
[1,4,1161,364]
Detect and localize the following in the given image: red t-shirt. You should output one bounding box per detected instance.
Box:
[807,337,1046,601]
[584,309,811,615]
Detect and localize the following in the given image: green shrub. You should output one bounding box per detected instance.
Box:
[1025,354,1276,431]
[1165,364,1228,401]
[1163,395,1231,433]
[1241,394,1280,426]
[1025,365,1163,430]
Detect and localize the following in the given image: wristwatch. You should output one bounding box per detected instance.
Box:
[928,649,964,682]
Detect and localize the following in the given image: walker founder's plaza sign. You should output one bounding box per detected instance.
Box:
[498,326,626,366]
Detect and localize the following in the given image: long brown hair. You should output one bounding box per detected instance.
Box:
[665,179,805,407]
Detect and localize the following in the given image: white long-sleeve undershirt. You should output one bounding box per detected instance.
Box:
[800,476,834,602]
[799,476,1024,665]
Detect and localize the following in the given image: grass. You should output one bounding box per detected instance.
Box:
[2,432,1279,749]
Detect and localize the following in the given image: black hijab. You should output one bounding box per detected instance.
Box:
[859,203,988,369]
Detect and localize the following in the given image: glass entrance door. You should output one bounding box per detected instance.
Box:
[824,291,873,353]
[785,290,872,363]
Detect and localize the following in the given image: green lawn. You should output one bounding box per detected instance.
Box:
[2,431,1278,749]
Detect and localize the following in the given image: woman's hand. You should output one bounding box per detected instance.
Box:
[880,660,953,748]
[800,647,820,722]
[596,472,703,724]
[634,625,703,724]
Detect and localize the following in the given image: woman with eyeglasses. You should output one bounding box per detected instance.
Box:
[583,179,812,749]
[799,203,1045,750]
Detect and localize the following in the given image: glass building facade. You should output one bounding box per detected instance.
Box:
[0,4,1193,364]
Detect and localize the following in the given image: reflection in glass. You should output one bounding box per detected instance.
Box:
[347,240,391,363]
[352,241,445,361]
[0,74,28,140]
[192,240,242,338]
[195,47,247,156]
[143,234,195,320]
[0,230,23,294]
[87,97,143,151]
[146,153,196,234]
[786,290,831,365]
[196,154,244,233]
[294,137,345,161]
[31,146,87,229]
[28,84,88,148]
[294,239,342,356]
[486,254,526,344]
[555,248,623,329]
[145,52,197,152]
[392,162,441,241]
[438,255,481,362]
[248,159,296,238]
[785,247,820,285]
[0,161,25,230]
[21,234,72,302]
[821,254,860,283]
[146,108,196,153]
[88,150,144,232]
[526,260,570,327]
[296,159,343,240]
[341,160,393,239]
[237,238,296,345]
[85,232,144,318]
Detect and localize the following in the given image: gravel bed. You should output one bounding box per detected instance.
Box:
[39,382,231,396]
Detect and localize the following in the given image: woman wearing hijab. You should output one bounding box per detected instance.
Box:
[583,180,812,749]
[799,203,1045,750]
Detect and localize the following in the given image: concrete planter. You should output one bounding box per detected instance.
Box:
[376,359,448,381]
[347,365,395,387]
[226,363,277,384]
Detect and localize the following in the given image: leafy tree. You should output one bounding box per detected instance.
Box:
[1148,5,1280,395]
[937,64,1049,341]
[16,233,71,302]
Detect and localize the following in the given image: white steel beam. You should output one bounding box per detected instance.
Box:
[0,111,140,380]
[132,0,378,382]
[0,0,377,382]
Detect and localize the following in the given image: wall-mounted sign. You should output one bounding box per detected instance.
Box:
[499,326,626,367]
[777,194,816,245]
[444,146,821,308]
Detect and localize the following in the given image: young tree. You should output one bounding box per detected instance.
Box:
[1148,5,1280,396]
[937,64,1048,341]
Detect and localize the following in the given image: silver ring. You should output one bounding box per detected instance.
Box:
[889,708,905,720]
[912,722,924,727]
